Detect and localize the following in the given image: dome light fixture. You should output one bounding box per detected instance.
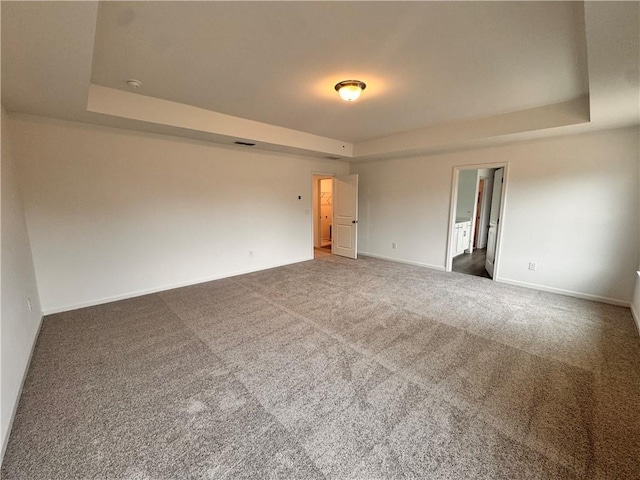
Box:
[334,80,366,102]
[126,79,142,89]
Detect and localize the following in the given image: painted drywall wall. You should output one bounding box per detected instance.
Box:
[1,109,43,460]
[353,126,640,304]
[635,119,640,332]
[8,115,348,314]
[632,273,640,334]
[455,169,477,221]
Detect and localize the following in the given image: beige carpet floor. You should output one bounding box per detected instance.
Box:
[2,254,639,479]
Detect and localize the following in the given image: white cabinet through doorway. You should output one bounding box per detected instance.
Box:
[453,221,471,256]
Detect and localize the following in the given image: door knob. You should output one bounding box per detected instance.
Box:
[352,220,358,224]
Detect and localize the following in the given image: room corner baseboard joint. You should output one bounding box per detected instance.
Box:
[1,313,44,464]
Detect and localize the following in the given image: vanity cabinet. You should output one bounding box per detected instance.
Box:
[453,221,471,256]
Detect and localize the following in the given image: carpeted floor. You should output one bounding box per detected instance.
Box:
[2,255,639,479]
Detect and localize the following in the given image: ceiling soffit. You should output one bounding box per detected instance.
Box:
[2,2,638,160]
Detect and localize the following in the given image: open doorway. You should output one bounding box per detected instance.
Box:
[311,173,359,260]
[312,174,334,259]
[319,178,333,249]
[446,164,508,280]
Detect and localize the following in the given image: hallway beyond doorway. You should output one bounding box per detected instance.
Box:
[314,246,331,259]
[452,248,490,278]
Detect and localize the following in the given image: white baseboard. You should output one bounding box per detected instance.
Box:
[42,257,312,315]
[1,313,44,463]
[358,255,630,308]
[631,303,640,336]
[40,255,636,318]
[496,277,631,307]
[631,272,640,336]
[358,252,446,271]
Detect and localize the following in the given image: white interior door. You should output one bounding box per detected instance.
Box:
[333,174,358,259]
[485,168,504,277]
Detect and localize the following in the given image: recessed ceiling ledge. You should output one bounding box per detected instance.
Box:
[353,96,591,159]
[87,84,354,158]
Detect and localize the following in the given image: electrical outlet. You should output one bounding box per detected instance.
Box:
[392,242,398,249]
[528,262,537,271]
[27,297,33,312]
[249,250,254,258]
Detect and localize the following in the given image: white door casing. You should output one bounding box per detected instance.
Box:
[485,168,504,277]
[333,174,358,259]
[477,175,493,249]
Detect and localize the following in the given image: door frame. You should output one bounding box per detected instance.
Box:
[475,175,492,249]
[473,177,485,248]
[311,172,335,253]
[445,162,509,280]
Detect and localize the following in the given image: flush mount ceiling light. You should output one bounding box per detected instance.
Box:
[334,80,366,102]
[126,79,142,89]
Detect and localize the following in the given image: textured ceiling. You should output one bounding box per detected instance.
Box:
[1,1,638,160]
[91,1,588,143]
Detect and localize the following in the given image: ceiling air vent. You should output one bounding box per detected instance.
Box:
[234,141,256,147]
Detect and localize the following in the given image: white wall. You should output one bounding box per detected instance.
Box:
[1,109,43,460]
[634,130,640,332]
[353,127,640,304]
[8,115,348,314]
[455,169,477,221]
[632,273,640,333]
